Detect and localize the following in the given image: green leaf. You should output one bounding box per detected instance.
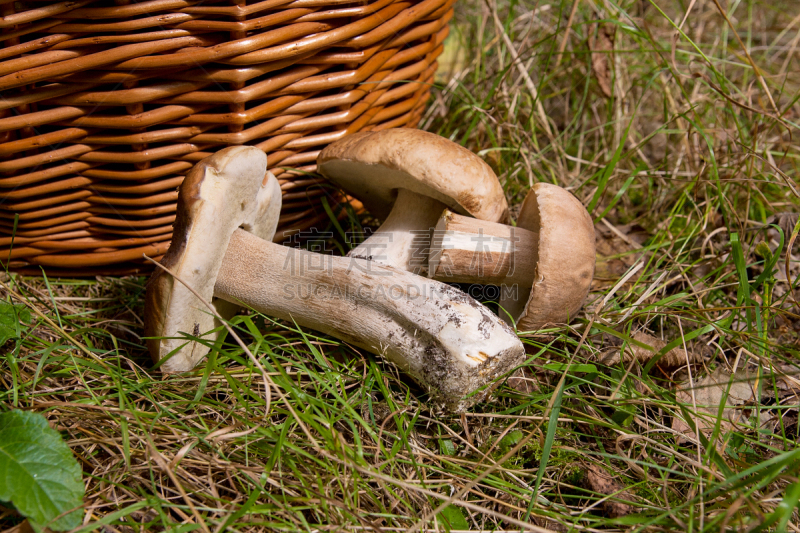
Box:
[0,300,31,346]
[611,408,635,426]
[730,232,752,329]
[0,410,85,531]
[438,438,456,456]
[438,504,469,531]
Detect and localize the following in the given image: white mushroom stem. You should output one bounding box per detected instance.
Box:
[347,188,445,274]
[429,210,539,286]
[214,228,524,412]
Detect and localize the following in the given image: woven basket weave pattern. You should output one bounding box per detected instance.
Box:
[0,0,451,275]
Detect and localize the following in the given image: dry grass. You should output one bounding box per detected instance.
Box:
[3,0,800,531]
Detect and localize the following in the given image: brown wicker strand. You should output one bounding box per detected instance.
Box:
[0,0,449,275]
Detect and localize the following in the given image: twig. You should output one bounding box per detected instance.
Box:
[555,0,580,67]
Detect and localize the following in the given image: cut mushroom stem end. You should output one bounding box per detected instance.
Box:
[429,209,539,286]
[429,183,596,332]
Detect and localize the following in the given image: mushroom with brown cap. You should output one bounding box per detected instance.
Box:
[316,128,510,274]
[145,146,281,373]
[428,183,596,331]
[145,145,525,411]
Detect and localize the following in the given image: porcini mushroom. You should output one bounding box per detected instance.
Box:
[146,145,525,411]
[316,129,509,274]
[145,146,281,372]
[428,183,596,331]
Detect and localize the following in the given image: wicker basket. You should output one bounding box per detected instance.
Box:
[0,0,452,276]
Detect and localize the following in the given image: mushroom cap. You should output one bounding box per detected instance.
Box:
[501,183,595,331]
[317,128,509,223]
[145,146,281,372]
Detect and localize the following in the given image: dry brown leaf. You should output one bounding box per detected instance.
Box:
[530,516,568,532]
[584,464,635,518]
[761,364,800,401]
[672,368,774,439]
[507,366,540,394]
[593,223,645,284]
[601,332,704,367]
[767,212,799,240]
[0,521,38,533]
[361,400,395,429]
[589,23,616,98]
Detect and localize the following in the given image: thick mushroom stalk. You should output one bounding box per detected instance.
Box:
[317,129,510,274]
[429,183,596,332]
[215,229,524,412]
[346,188,444,273]
[146,145,525,412]
[429,209,539,286]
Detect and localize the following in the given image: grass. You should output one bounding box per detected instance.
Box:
[2,0,800,530]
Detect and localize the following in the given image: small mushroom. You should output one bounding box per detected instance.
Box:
[316,128,509,274]
[428,183,596,331]
[146,145,525,411]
